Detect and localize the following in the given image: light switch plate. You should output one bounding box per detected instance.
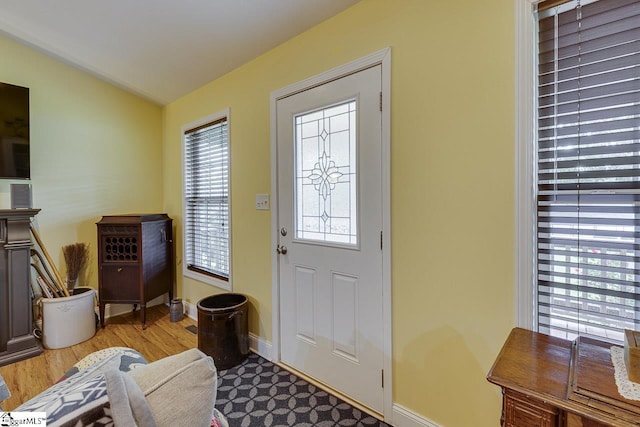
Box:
[256,194,269,210]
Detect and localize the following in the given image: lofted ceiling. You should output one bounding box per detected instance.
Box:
[0,0,361,105]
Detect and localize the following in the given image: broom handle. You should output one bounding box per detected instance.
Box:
[31,263,62,298]
[31,249,66,297]
[30,225,71,297]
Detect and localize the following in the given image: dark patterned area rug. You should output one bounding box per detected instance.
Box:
[215,353,391,427]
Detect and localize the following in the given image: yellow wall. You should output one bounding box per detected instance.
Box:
[1,0,518,424]
[164,0,515,426]
[0,34,163,288]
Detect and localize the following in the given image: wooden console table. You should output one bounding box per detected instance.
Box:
[487,328,640,426]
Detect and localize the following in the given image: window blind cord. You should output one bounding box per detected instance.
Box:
[553,10,560,203]
[574,0,583,336]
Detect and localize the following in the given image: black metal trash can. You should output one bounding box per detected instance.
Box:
[197,293,249,370]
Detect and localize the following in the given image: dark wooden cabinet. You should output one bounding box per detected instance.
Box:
[0,209,42,366]
[97,214,173,329]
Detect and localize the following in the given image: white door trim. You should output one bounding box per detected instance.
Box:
[270,47,392,422]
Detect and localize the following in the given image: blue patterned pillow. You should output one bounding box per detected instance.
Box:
[16,374,110,426]
[16,348,147,426]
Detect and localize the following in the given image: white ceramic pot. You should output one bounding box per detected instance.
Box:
[41,287,96,349]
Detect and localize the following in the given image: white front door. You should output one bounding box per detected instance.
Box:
[276,65,384,412]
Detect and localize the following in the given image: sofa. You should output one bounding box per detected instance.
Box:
[0,347,228,427]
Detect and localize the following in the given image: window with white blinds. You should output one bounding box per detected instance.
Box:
[183,116,230,283]
[536,0,640,343]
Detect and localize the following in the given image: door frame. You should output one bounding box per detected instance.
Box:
[269,47,392,421]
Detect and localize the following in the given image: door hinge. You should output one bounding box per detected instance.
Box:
[380,231,383,250]
[379,92,383,112]
[381,369,384,388]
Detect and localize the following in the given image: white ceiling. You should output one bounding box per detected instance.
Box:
[0,0,361,105]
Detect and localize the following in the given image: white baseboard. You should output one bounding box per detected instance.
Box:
[392,403,441,427]
[185,300,198,320]
[103,295,166,319]
[103,303,133,319]
[249,332,272,360]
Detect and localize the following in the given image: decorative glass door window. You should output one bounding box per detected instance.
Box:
[294,100,357,245]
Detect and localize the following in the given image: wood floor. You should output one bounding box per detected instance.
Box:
[0,304,198,411]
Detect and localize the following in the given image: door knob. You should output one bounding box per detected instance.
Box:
[277,245,288,255]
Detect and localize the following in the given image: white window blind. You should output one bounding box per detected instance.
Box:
[184,117,230,281]
[536,0,640,343]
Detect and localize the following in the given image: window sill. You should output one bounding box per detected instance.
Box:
[183,267,231,291]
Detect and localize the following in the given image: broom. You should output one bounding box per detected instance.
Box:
[62,242,90,291]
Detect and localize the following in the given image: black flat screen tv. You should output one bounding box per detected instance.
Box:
[0,82,30,179]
